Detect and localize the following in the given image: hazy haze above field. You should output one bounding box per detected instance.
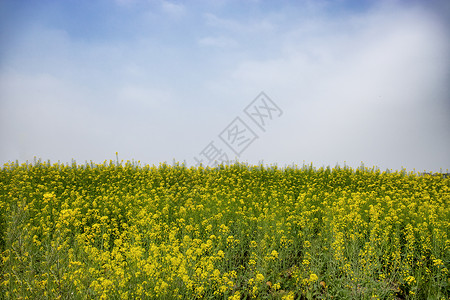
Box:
[1,0,449,172]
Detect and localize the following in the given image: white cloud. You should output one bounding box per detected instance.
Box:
[116,84,174,110]
[0,72,109,163]
[215,3,450,171]
[0,0,449,171]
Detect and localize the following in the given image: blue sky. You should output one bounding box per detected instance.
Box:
[1,0,449,171]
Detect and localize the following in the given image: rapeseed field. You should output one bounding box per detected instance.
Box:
[0,160,448,299]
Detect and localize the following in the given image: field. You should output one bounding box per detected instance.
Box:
[0,161,449,299]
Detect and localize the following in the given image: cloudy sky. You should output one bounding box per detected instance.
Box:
[1,0,449,172]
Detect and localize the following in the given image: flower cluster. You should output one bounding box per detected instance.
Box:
[0,160,448,299]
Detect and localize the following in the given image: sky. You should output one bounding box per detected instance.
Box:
[0,0,449,172]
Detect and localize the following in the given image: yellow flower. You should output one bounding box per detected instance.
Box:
[255,273,264,282]
[405,276,416,285]
[228,291,240,300]
[282,292,295,300]
[433,258,443,267]
[309,273,318,282]
[212,269,220,277]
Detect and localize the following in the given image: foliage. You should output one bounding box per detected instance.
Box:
[0,160,449,299]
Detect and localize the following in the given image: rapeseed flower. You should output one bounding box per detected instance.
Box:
[1,161,448,299]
